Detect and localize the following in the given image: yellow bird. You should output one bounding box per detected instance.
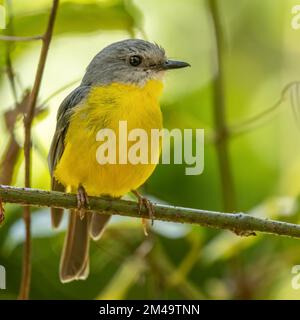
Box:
[48,39,190,283]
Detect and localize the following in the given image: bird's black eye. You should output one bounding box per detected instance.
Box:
[129,55,142,66]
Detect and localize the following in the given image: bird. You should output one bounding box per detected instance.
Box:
[48,39,190,283]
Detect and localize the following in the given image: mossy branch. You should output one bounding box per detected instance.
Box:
[1,185,300,239]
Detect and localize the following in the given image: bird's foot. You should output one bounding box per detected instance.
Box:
[0,198,5,225]
[77,185,89,220]
[132,190,155,236]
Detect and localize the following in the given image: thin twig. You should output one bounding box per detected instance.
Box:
[0,0,21,186]
[0,35,43,42]
[0,138,21,185]
[19,0,59,300]
[208,0,236,211]
[5,0,18,104]
[147,243,205,299]
[290,82,300,131]
[5,56,18,103]
[1,185,300,239]
[39,78,80,108]
[229,82,300,137]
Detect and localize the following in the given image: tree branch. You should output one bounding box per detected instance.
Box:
[1,185,300,240]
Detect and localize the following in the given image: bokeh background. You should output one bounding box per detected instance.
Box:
[1,0,300,299]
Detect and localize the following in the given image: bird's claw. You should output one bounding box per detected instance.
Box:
[132,190,155,236]
[77,185,89,220]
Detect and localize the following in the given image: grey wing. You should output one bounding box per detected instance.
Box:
[48,85,90,228]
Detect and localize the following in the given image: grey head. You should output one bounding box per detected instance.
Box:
[81,39,190,87]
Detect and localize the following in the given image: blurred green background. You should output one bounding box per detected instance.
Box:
[1,0,300,299]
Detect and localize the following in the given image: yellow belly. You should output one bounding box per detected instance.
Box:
[54,80,163,197]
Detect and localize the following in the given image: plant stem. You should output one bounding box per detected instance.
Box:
[208,0,236,211]
[19,0,59,300]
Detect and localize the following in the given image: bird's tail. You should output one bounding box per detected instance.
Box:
[50,178,65,228]
[59,210,91,283]
[59,211,111,283]
[90,212,111,240]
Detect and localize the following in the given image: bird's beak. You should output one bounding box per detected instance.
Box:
[162,59,191,70]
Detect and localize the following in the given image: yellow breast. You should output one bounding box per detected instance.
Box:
[54,80,163,197]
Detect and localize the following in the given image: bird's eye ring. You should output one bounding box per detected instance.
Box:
[129,55,142,66]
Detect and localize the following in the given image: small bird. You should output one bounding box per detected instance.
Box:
[48,39,190,283]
